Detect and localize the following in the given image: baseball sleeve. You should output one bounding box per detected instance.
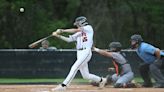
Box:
[145,44,157,55]
[69,32,81,41]
[80,25,93,33]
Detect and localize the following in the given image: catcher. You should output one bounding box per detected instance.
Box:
[93,42,136,88]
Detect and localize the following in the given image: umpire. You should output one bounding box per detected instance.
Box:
[130,34,164,88]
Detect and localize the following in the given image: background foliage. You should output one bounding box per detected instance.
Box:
[0,0,164,49]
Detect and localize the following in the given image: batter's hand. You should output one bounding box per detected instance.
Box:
[52,32,58,36]
[56,29,63,34]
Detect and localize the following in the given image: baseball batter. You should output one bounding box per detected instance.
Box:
[93,42,134,88]
[51,16,106,91]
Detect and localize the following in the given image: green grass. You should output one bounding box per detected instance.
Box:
[0,78,88,84]
[0,77,154,84]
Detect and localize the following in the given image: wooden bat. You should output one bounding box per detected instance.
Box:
[28,35,53,48]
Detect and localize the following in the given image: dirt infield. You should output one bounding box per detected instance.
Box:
[0,85,163,92]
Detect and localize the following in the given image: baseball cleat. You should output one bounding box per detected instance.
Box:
[51,84,66,92]
[99,77,107,89]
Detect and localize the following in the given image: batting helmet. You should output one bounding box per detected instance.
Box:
[109,42,122,51]
[74,16,88,27]
[130,34,143,43]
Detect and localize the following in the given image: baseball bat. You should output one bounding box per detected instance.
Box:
[28,34,53,48]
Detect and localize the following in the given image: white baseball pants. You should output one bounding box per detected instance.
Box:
[63,48,101,85]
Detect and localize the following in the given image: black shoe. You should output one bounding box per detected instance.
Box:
[142,83,153,87]
[154,84,164,88]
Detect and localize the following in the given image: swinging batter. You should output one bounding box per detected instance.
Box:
[51,16,106,91]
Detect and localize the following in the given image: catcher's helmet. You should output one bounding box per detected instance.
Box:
[130,34,143,43]
[109,42,122,51]
[74,16,88,27]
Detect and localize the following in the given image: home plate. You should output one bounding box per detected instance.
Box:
[118,89,133,91]
[39,91,50,92]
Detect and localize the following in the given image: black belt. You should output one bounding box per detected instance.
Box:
[77,48,86,50]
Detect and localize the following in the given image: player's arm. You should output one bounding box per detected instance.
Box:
[93,47,113,58]
[154,48,161,59]
[145,45,161,59]
[56,28,81,34]
[52,32,74,43]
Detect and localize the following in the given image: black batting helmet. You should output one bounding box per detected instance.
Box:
[109,42,122,51]
[74,16,88,27]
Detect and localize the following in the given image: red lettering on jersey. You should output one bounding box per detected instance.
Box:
[82,32,87,42]
[82,32,86,36]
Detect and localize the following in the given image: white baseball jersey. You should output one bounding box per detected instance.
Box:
[62,25,102,86]
[69,25,93,49]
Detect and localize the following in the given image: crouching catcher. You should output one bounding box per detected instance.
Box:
[91,42,139,88]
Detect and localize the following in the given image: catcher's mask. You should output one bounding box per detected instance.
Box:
[130,34,143,49]
[109,42,122,52]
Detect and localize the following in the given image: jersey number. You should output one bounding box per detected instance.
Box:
[82,32,88,42]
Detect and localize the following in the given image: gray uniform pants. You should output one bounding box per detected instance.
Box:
[149,58,164,84]
[112,72,134,84]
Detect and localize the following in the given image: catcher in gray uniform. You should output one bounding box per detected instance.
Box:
[93,42,135,88]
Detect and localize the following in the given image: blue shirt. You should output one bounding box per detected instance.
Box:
[161,51,164,57]
[137,42,158,64]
